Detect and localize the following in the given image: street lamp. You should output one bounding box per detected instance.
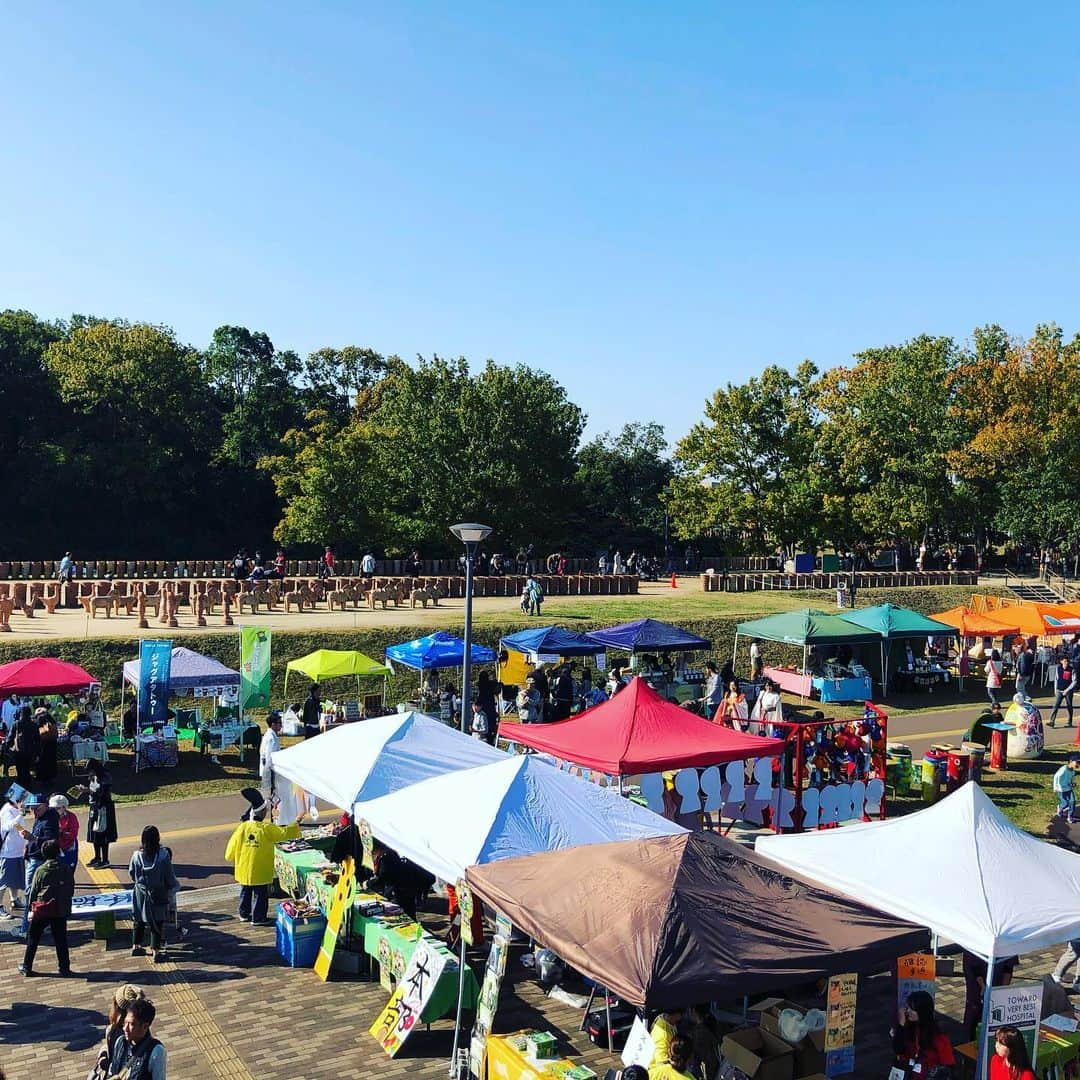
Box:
[450,523,491,735]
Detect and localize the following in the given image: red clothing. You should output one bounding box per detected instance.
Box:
[895,1027,955,1070]
[57,810,79,853]
[990,1057,1036,1080]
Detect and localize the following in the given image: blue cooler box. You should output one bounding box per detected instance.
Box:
[276,904,326,968]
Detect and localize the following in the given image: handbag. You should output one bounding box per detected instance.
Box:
[30,897,58,923]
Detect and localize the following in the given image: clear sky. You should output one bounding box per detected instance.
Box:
[3,4,1078,444]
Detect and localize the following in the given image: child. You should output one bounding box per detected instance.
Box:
[1052,753,1080,823]
[469,699,489,741]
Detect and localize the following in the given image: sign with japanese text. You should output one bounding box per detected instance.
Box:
[138,639,172,727]
[825,972,858,1076]
[370,937,448,1057]
[897,952,936,1009]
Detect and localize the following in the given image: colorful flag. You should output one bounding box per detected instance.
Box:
[240,627,272,710]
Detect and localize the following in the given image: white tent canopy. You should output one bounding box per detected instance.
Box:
[271,711,503,810]
[757,782,1080,960]
[357,754,685,884]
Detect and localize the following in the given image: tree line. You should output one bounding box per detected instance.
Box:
[0,310,671,559]
[3,309,1076,563]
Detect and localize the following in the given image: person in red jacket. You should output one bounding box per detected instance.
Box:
[991,1026,1036,1080]
[49,795,79,871]
[892,990,955,1073]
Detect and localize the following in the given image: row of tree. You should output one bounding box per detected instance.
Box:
[0,310,671,557]
[667,324,1080,559]
[3,309,1076,560]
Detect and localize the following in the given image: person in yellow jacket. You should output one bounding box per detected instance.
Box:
[224,787,301,924]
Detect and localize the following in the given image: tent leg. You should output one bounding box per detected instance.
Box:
[976,947,996,1080]
[742,995,749,1021]
[448,935,469,1077]
[580,983,597,1031]
[931,932,939,958]
[605,988,613,1053]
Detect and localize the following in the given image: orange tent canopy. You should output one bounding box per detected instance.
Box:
[930,606,1021,638]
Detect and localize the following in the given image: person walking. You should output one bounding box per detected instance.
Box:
[106,997,166,1079]
[985,649,1004,708]
[700,661,724,719]
[361,551,375,579]
[58,552,74,583]
[523,574,544,617]
[258,711,282,803]
[301,684,321,739]
[1015,641,1035,700]
[18,839,74,977]
[129,826,178,962]
[1049,656,1077,728]
[0,790,27,918]
[81,759,118,868]
[6,705,40,788]
[91,984,149,1079]
[224,789,301,924]
[14,793,59,939]
[50,794,80,871]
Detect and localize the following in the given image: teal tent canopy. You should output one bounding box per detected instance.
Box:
[842,604,958,640]
[735,609,882,647]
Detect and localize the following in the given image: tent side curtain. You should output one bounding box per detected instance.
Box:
[735,608,883,646]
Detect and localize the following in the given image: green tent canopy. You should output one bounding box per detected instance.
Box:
[284,649,392,694]
[735,609,882,647]
[842,603,958,640]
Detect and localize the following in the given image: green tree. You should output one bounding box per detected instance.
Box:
[815,336,960,552]
[44,320,217,552]
[665,362,821,555]
[573,422,673,551]
[302,345,388,422]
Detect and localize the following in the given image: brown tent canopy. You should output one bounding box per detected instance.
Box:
[467,831,927,1009]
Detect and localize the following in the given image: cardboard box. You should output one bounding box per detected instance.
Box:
[721,1027,794,1080]
[748,999,825,1077]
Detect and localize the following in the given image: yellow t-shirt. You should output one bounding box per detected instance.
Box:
[650,1016,677,1069]
[649,1065,696,1080]
[224,819,301,886]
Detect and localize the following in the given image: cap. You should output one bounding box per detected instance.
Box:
[22,793,45,807]
[48,794,69,810]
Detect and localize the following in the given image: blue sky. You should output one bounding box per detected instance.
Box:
[3,4,1078,444]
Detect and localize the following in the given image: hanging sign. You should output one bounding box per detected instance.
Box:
[824,972,858,1077]
[138,639,173,727]
[896,952,936,1008]
[239,627,272,709]
[358,818,375,871]
[470,912,514,1075]
[621,1016,656,1068]
[370,937,448,1056]
[456,878,475,946]
[314,856,356,981]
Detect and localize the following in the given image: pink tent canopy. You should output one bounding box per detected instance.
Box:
[0,657,99,696]
[499,676,784,775]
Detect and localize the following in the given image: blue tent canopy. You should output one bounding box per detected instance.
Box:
[385,630,497,671]
[501,625,602,658]
[586,617,710,653]
[121,646,240,694]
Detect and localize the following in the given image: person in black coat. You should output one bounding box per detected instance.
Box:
[79,759,118,867]
[301,684,322,739]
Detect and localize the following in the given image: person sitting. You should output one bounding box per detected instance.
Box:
[649,1035,696,1080]
[648,1007,684,1070]
[362,840,435,918]
[686,1003,720,1080]
[892,990,955,1074]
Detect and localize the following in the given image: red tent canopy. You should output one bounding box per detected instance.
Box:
[499,676,784,775]
[0,657,99,696]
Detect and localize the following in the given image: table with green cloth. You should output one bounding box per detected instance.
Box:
[304,878,479,1021]
[275,845,332,898]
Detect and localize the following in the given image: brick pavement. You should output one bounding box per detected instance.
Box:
[0,892,1073,1080]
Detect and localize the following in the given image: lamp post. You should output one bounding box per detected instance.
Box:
[450,522,491,735]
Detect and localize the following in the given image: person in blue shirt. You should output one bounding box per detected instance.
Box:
[1053,753,1080,823]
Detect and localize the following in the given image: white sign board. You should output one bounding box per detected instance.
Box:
[70,890,134,918]
[621,1015,655,1068]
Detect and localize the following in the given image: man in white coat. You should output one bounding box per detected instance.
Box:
[259,711,282,803]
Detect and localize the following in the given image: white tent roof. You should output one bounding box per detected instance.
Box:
[358,754,685,884]
[756,782,1080,959]
[271,711,503,810]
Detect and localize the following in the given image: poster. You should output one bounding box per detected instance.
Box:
[138,639,173,727]
[824,972,858,1077]
[370,938,449,1056]
[470,911,514,1075]
[314,856,356,981]
[897,952,936,1008]
[621,1016,656,1068]
[987,981,1043,1065]
[357,818,374,871]
[239,627,272,710]
[456,878,475,946]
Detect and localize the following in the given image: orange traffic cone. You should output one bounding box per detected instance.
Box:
[670,572,678,589]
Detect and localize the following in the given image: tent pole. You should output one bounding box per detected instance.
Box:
[880,641,886,697]
[733,633,739,676]
[977,947,996,1080]
[448,934,468,1077]
[605,987,613,1053]
[580,984,597,1031]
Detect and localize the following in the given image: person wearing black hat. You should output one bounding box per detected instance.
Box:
[224,788,301,924]
[258,712,282,803]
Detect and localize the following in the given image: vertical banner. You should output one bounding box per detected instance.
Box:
[987,981,1043,1066]
[314,856,356,981]
[824,972,858,1076]
[897,952,936,1008]
[470,912,514,1075]
[138,639,173,727]
[240,627,272,710]
[370,937,449,1056]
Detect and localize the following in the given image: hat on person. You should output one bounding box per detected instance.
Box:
[22,793,45,807]
[112,984,146,1011]
[48,794,69,810]
[240,786,267,821]
[34,707,49,718]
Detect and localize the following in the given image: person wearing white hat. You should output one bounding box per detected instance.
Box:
[49,795,80,871]
[224,788,300,924]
